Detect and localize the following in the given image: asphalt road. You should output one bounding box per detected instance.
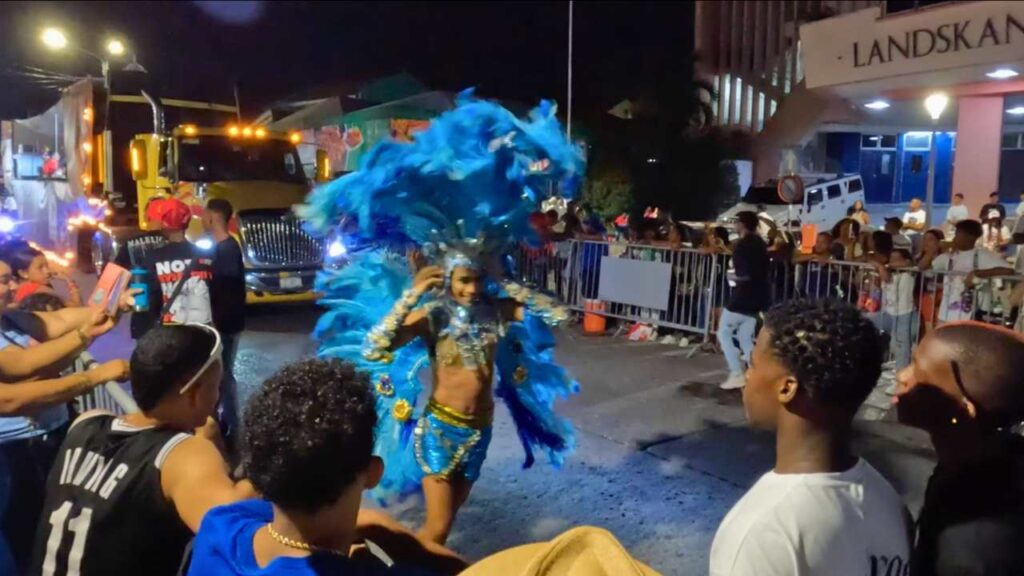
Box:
[81,296,939,575]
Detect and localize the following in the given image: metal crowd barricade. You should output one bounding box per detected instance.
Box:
[514,240,1024,349]
[74,382,139,415]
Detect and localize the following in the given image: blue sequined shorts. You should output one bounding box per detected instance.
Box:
[414,400,493,481]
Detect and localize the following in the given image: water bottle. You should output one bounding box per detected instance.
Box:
[130,268,150,312]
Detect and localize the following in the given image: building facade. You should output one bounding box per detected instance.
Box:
[696,0,1024,217]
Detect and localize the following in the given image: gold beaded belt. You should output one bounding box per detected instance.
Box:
[426,398,493,429]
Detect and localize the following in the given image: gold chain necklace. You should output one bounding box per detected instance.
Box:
[266,524,346,556]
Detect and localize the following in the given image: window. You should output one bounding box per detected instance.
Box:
[848,178,864,193]
[903,132,932,151]
[806,188,823,207]
[861,134,897,150]
[1002,133,1023,150]
[827,184,842,199]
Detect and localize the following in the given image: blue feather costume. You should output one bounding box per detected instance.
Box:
[301,91,585,503]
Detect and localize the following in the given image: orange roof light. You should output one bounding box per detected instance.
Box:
[254,127,266,138]
[289,132,301,144]
[83,107,93,122]
[242,127,253,137]
[183,124,198,136]
[130,146,140,172]
[82,141,93,154]
[228,125,240,137]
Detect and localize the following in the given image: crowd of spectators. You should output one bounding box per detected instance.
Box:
[0,191,1021,574]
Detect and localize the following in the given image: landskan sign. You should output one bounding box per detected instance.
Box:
[802,2,1024,89]
[854,14,1023,67]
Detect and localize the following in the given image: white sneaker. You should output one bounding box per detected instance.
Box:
[720,372,746,390]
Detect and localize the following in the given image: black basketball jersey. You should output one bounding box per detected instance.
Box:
[30,414,194,576]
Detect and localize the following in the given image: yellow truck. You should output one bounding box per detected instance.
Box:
[4,76,333,303]
[91,87,332,304]
[117,90,331,301]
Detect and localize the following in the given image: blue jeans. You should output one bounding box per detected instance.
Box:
[718,309,758,375]
[880,312,918,370]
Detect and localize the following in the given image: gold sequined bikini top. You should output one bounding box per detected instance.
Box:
[425,300,504,369]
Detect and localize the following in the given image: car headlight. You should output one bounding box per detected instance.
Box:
[324,229,348,266]
[327,238,346,258]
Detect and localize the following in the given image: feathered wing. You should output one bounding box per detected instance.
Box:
[495,312,579,470]
[313,251,427,503]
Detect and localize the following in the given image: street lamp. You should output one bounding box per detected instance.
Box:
[40,28,68,50]
[923,92,949,227]
[39,27,131,89]
[106,39,126,56]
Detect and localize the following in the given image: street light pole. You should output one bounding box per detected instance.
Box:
[923,93,948,229]
[925,130,937,228]
[566,0,573,140]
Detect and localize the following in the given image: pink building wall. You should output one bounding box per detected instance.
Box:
[952,96,1005,217]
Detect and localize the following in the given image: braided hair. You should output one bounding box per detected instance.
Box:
[764,299,887,411]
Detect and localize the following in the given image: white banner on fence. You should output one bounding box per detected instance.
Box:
[598,256,672,310]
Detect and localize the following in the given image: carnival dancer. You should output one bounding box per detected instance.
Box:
[301,91,584,545]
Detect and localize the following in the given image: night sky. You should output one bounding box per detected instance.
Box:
[0,1,693,120]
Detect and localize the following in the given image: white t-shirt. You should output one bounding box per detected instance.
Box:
[931,248,1009,322]
[946,204,969,224]
[1016,202,1024,218]
[883,271,916,316]
[902,209,927,234]
[710,459,910,576]
[977,224,1010,252]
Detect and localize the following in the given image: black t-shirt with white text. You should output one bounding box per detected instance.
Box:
[135,241,213,337]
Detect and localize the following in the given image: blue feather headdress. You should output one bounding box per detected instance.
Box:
[300,89,584,263]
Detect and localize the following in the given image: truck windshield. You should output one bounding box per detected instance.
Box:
[176,136,306,184]
[741,185,793,205]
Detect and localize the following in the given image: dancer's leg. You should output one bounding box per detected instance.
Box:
[419,475,473,545]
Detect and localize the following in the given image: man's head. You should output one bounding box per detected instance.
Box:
[883,217,903,235]
[871,230,894,257]
[449,265,482,306]
[989,191,1000,202]
[130,324,223,428]
[243,359,381,516]
[202,198,233,233]
[953,193,964,206]
[896,323,1024,445]
[952,219,983,250]
[910,198,922,211]
[814,232,833,255]
[158,198,193,241]
[545,209,559,226]
[735,211,758,237]
[744,299,887,430]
